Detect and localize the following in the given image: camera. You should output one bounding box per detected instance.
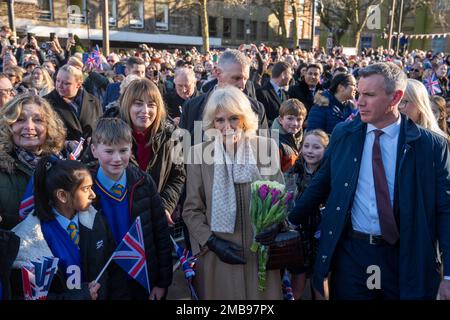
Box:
[153,70,159,77]
[50,32,55,41]
[41,41,52,50]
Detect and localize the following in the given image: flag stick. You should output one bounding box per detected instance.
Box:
[170,235,178,247]
[94,254,114,283]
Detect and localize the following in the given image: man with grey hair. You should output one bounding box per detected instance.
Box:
[180,49,267,141]
[164,67,199,125]
[289,62,450,300]
[0,74,15,108]
[201,50,257,100]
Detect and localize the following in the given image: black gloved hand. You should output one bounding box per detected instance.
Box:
[255,223,281,246]
[206,235,246,265]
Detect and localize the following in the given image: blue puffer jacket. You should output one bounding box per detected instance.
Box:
[306,90,357,135]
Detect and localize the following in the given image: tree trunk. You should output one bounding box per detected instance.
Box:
[279,0,288,47]
[291,0,299,48]
[200,0,209,53]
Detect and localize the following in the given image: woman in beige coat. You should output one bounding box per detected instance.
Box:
[183,86,284,300]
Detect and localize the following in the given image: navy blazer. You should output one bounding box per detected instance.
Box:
[103,82,121,108]
[289,114,450,299]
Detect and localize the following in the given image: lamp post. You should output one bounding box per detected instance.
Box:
[387,0,396,51]
[102,0,110,55]
[6,0,16,45]
[310,0,315,51]
[395,0,404,55]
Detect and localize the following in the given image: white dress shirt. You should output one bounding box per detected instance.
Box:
[351,116,401,235]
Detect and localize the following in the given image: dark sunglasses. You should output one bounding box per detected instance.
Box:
[410,69,421,72]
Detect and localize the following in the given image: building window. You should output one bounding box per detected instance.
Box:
[209,16,217,37]
[38,0,53,20]
[129,1,144,28]
[155,2,169,30]
[109,0,117,26]
[260,22,268,40]
[68,0,86,24]
[223,18,232,39]
[250,21,257,40]
[237,19,245,39]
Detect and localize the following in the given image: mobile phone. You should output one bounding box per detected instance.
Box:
[50,32,55,41]
[27,33,33,42]
[243,44,252,50]
[153,70,159,77]
[68,33,73,38]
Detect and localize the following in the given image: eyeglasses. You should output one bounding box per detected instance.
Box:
[398,99,409,109]
[0,88,15,95]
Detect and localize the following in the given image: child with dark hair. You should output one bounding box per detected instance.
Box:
[90,117,172,300]
[11,157,122,299]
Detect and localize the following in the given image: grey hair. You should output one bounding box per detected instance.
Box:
[217,49,251,71]
[174,67,196,84]
[358,62,407,94]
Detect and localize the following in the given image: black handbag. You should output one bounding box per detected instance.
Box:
[266,230,304,270]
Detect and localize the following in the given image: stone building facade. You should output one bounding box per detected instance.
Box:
[0,0,316,50]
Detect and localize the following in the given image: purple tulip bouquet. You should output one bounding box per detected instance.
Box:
[250,180,294,291]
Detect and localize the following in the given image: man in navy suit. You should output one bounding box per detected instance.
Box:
[289,62,450,300]
[256,61,292,126]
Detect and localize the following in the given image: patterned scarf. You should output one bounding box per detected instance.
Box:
[210,136,260,234]
[14,146,43,170]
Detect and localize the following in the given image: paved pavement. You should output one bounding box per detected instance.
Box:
[167,262,192,300]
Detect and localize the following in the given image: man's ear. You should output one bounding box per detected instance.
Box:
[391,90,404,107]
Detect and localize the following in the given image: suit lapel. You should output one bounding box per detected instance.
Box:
[78,224,90,279]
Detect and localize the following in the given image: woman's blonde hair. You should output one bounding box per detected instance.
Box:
[58,64,83,83]
[31,66,55,93]
[303,129,329,148]
[404,79,447,138]
[119,78,166,140]
[4,65,24,84]
[0,94,66,155]
[202,86,259,136]
[67,56,84,70]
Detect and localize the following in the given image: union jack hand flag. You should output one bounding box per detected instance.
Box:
[423,73,442,96]
[86,45,103,71]
[19,176,34,221]
[282,270,294,300]
[112,216,151,293]
[21,256,59,300]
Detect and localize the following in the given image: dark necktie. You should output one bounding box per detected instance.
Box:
[277,89,284,102]
[372,130,399,244]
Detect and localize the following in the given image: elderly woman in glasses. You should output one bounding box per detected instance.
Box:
[183,86,284,300]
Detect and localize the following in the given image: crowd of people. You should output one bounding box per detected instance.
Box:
[0,23,450,300]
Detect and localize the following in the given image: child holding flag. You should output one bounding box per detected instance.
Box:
[90,118,172,300]
[11,157,121,299]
